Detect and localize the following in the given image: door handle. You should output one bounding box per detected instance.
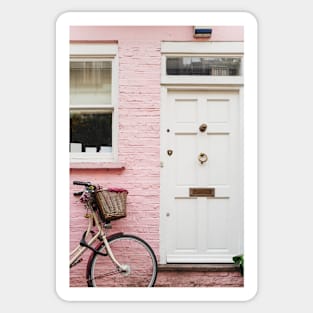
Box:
[199,123,207,132]
[198,152,208,164]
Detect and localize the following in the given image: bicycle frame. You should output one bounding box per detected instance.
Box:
[69,204,125,271]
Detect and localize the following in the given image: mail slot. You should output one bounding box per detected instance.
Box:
[189,187,215,197]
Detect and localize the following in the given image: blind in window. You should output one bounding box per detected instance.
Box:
[70,61,112,105]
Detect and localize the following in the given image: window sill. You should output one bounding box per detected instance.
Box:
[70,162,125,170]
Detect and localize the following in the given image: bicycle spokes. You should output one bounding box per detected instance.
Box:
[87,234,157,287]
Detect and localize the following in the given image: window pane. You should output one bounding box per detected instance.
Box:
[166,57,241,76]
[70,111,112,153]
[70,61,112,105]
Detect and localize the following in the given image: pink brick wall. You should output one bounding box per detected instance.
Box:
[69,26,244,287]
[70,33,162,287]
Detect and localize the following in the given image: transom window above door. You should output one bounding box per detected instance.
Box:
[166,56,242,76]
[69,43,118,162]
[161,42,244,85]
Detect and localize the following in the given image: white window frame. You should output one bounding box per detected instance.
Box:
[70,43,118,163]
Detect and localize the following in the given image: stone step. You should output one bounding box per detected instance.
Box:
[158,263,241,272]
[155,264,243,287]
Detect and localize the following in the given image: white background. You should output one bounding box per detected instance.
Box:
[1,0,312,312]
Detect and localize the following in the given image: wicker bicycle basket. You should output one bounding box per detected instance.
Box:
[95,189,128,221]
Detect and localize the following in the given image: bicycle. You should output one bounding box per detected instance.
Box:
[69,180,158,287]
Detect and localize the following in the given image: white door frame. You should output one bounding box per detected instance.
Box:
[159,41,244,264]
[160,84,244,264]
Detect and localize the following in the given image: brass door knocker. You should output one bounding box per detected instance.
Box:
[199,123,207,132]
[198,152,208,164]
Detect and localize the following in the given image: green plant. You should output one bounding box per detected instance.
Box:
[233,254,244,276]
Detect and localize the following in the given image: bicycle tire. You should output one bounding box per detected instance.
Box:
[86,233,158,287]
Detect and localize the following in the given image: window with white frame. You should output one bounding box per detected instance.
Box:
[69,44,118,162]
[161,42,244,85]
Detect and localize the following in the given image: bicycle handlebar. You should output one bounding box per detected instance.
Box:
[73,181,96,196]
[73,191,84,196]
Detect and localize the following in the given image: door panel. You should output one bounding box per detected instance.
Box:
[162,90,242,263]
[175,198,198,250]
[176,135,197,185]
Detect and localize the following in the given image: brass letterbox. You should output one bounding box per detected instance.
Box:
[189,187,215,197]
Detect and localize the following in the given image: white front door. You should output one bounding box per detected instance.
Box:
[161,89,243,263]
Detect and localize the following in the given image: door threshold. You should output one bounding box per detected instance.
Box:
[158,263,240,272]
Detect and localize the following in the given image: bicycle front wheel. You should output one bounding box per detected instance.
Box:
[87,234,158,287]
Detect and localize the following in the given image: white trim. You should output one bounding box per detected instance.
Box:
[159,86,169,264]
[70,104,114,110]
[70,43,118,56]
[161,76,243,86]
[161,41,244,54]
[111,53,119,162]
[69,43,119,163]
